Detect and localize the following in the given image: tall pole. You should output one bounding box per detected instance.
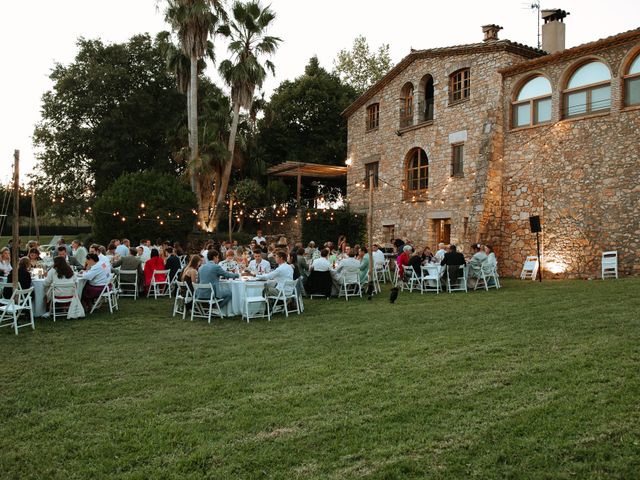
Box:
[367,170,374,285]
[536,231,542,282]
[31,189,40,245]
[11,150,20,291]
[228,194,233,243]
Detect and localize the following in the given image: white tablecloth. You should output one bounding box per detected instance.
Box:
[218,279,265,317]
[32,277,87,317]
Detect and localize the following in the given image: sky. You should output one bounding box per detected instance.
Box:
[1,0,638,184]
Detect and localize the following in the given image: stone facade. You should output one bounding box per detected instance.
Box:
[345,28,640,278]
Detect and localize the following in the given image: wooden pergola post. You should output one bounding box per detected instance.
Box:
[11,150,19,291]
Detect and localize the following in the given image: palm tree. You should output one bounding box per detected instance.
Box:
[211,0,280,231]
[163,0,225,227]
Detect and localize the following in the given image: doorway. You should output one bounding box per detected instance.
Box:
[434,219,451,245]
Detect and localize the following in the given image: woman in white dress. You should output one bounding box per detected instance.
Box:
[0,247,12,278]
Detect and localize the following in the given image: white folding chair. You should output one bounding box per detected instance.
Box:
[338,272,362,301]
[243,281,270,322]
[90,280,118,314]
[601,251,618,279]
[118,269,139,300]
[375,262,387,284]
[170,268,183,295]
[172,281,193,319]
[474,263,500,291]
[51,283,77,321]
[362,271,381,295]
[520,255,539,281]
[420,265,441,294]
[149,269,171,299]
[0,287,35,335]
[267,280,301,317]
[401,266,421,292]
[191,283,224,324]
[179,255,188,268]
[446,265,468,293]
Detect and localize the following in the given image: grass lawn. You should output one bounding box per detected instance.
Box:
[1,278,639,479]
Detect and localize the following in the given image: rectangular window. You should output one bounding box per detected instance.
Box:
[366,103,380,130]
[451,144,464,177]
[364,161,379,189]
[513,103,531,127]
[450,69,470,103]
[626,76,640,106]
[534,98,552,123]
[591,85,611,111]
[566,91,587,116]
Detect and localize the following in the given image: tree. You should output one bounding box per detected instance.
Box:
[256,57,357,204]
[92,171,197,243]
[333,35,392,95]
[214,0,281,231]
[32,34,186,207]
[163,0,225,227]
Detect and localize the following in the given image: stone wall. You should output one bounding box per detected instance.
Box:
[346,47,530,255]
[501,39,640,277]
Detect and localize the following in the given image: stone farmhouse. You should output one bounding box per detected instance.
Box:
[343,10,640,277]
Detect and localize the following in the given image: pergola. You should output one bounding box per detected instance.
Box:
[266,161,348,207]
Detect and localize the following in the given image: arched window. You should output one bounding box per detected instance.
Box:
[624,51,640,107]
[419,74,434,122]
[400,82,414,128]
[563,61,611,117]
[512,76,552,127]
[405,148,428,198]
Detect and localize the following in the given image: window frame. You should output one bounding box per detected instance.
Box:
[364,161,379,190]
[451,143,464,178]
[366,103,380,131]
[511,75,553,128]
[399,83,414,128]
[449,68,470,105]
[404,148,428,200]
[623,52,640,108]
[562,61,612,118]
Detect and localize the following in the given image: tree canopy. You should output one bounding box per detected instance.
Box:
[32,34,186,202]
[333,35,392,95]
[92,171,197,243]
[257,56,357,168]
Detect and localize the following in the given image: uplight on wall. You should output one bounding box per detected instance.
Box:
[345,157,353,167]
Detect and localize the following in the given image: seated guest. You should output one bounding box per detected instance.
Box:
[467,243,488,286]
[81,253,110,309]
[336,250,360,280]
[310,248,331,272]
[434,243,447,263]
[57,245,82,269]
[71,240,88,265]
[372,244,385,268]
[248,249,271,274]
[358,247,370,283]
[25,248,42,270]
[0,247,12,277]
[252,229,267,245]
[305,241,318,259]
[407,249,423,279]
[44,256,76,303]
[3,257,32,299]
[173,241,184,257]
[180,254,202,306]
[112,247,144,293]
[143,248,166,294]
[485,245,497,269]
[288,251,301,280]
[195,250,239,307]
[296,248,309,282]
[397,245,412,278]
[421,246,434,264]
[115,238,130,258]
[164,247,182,283]
[256,251,293,296]
[219,249,239,273]
[440,244,466,285]
[58,237,72,256]
[201,241,213,258]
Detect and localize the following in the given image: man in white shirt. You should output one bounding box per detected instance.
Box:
[434,243,447,263]
[81,253,111,309]
[372,244,385,267]
[248,250,271,274]
[252,229,267,245]
[115,239,130,257]
[336,251,361,282]
[310,248,331,272]
[256,251,293,296]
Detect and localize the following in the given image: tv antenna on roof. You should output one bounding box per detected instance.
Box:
[528,1,542,49]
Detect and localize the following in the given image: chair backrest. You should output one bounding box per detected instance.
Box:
[283,279,297,296]
[52,281,76,299]
[152,269,170,281]
[119,269,138,279]
[602,251,617,266]
[424,265,440,278]
[523,256,538,270]
[192,282,213,299]
[175,280,193,298]
[14,287,34,307]
[343,272,360,285]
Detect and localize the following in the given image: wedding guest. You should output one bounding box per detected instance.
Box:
[112,247,144,294]
[310,248,331,272]
[181,254,202,294]
[421,246,434,264]
[115,239,130,257]
[252,229,266,245]
[195,250,238,307]
[26,248,43,270]
[71,240,88,265]
[256,251,293,296]
[143,248,166,294]
[80,253,110,309]
[44,256,76,303]
[219,249,239,273]
[296,247,309,282]
[248,249,271,274]
[164,247,182,283]
[3,257,32,299]
[440,244,466,285]
[57,246,82,269]
[358,247,370,283]
[397,245,412,278]
[0,247,12,277]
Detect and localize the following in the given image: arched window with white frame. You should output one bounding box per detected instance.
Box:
[512,75,552,127]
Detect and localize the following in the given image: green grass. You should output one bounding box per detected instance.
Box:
[1,279,639,479]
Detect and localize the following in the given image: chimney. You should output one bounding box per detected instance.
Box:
[482,24,503,42]
[541,9,569,53]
